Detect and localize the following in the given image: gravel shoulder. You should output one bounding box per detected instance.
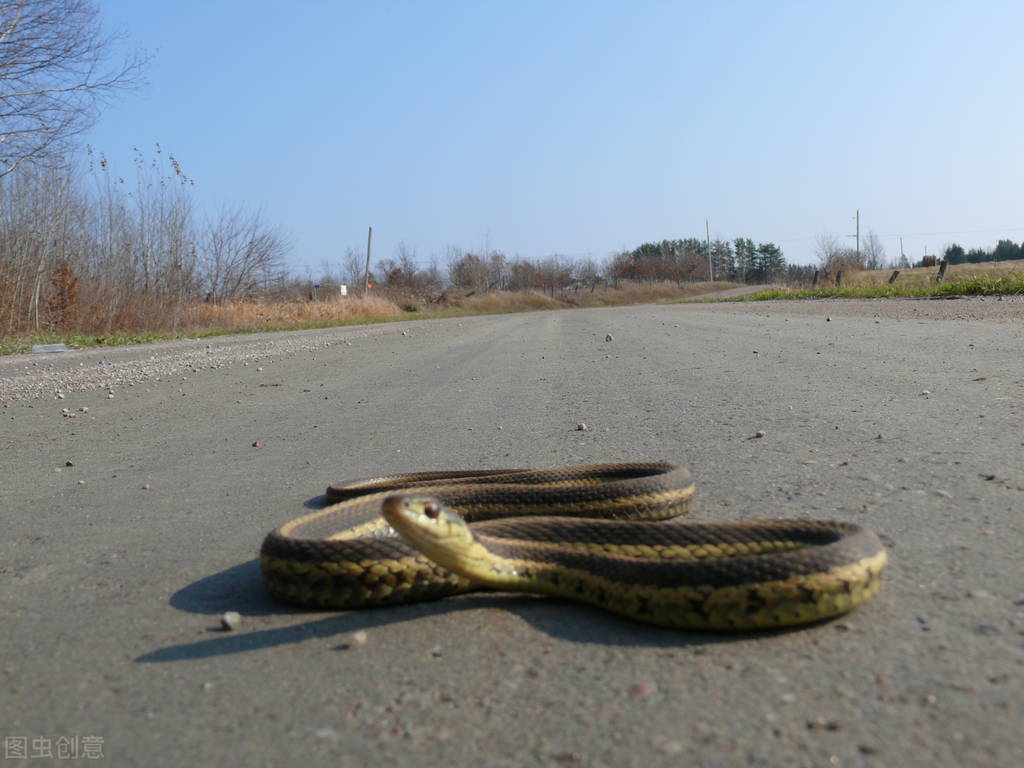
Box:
[2,299,1022,767]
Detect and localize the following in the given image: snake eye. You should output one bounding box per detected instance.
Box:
[423,502,440,519]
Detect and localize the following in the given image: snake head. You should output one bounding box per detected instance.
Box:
[381,495,477,570]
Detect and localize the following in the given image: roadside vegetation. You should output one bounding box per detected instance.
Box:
[0,281,739,356]
[734,261,1024,302]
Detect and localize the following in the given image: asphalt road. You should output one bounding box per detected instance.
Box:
[2,300,1022,767]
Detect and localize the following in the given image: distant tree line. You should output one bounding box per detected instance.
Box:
[345,235,788,303]
[939,240,1024,266]
[608,237,786,285]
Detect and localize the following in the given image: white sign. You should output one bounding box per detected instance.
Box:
[340,284,348,296]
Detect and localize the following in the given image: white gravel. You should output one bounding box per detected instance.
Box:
[0,321,421,403]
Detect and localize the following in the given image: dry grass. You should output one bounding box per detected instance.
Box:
[186,295,405,329]
[848,260,1024,287]
[569,281,738,307]
[453,291,564,314]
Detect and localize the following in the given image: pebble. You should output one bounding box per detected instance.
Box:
[220,611,242,631]
[605,334,614,341]
[347,630,368,649]
[576,423,588,431]
[629,682,656,696]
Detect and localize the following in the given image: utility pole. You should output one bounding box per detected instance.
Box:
[363,226,373,295]
[855,209,860,263]
[705,219,713,281]
[847,209,860,263]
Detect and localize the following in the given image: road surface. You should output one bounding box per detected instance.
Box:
[2,299,1022,767]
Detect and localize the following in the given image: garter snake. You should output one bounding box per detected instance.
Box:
[260,462,887,630]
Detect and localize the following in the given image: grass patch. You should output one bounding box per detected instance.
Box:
[732,271,1024,301]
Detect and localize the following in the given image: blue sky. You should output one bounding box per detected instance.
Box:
[88,1,1024,271]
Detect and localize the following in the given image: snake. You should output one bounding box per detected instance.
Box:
[260,462,887,630]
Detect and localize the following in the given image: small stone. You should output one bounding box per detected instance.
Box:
[347,630,368,649]
[605,334,614,342]
[80,407,88,413]
[659,740,684,755]
[65,461,74,467]
[630,682,656,696]
[314,728,339,742]
[77,480,85,485]
[576,423,588,431]
[56,392,65,399]
[220,611,242,631]
[826,316,831,322]
[754,430,766,438]
[251,441,262,448]
[203,681,215,692]
[920,390,930,396]
[256,366,263,371]
[107,393,114,399]
[430,645,443,657]
[142,483,151,490]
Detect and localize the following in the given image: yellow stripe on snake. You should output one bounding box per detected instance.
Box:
[260,462,887,630]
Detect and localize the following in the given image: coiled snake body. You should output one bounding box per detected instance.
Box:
[260,462,887,630]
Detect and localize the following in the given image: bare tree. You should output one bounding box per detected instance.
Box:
[202,206,289,302]
[861,230,886,271]
[573,257,602,291]
[0,0,148,176]
[449,252,489,291]
[814,231,863,271]
[814,232,841,268]
[339,247,365,288]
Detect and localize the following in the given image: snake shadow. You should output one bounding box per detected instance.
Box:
[141,556,810,663]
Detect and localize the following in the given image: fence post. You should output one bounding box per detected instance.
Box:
[812,270,819,288]
[889,270,900,284]
[936,259,948,284]
[835,270,844,286]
